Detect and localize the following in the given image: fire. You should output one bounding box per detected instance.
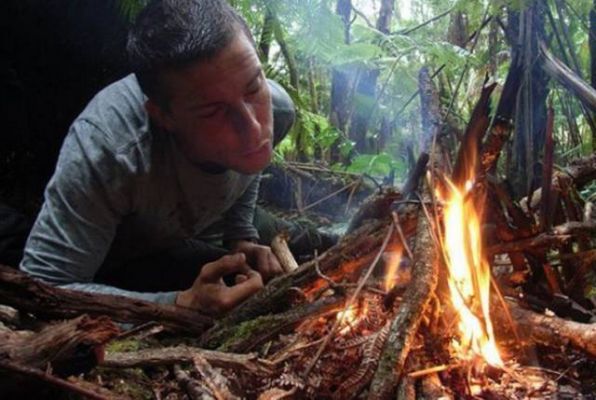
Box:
[441,177,503,367]
[383,247,404,292]
[336,303,367,335]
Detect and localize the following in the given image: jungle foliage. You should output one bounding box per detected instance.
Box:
[119,0,596,190]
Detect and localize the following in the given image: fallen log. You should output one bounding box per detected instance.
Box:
[0,314,118,372]
[508,300,596,357]
[0,265,213,334]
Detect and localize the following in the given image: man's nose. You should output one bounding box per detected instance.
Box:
[232,101,260,141]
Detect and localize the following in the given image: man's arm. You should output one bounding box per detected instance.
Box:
[20,119,179,305]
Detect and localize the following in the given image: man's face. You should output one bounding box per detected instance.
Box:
[151,32,273,174]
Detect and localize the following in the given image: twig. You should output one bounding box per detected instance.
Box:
[407,363,454,378]
[397,7,454,35]
[301,181,357,212]
[0,360,123,400]
[303,224,395,378]
[391,211,414,260]
[102,346,273,376]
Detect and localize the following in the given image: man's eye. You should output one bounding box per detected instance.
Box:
[246,84,261,96]
[198,106,222,118]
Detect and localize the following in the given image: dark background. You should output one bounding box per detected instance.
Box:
[1,0,131,212]
[0,1,131,265]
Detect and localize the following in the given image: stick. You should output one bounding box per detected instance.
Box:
[173,364,212,400]
[508,300,596,357]
[368,201,439,400]
[271,233,299,273]
[540,42,596,112]
[102,346,273,376]
[303,224,395,378]
[193,354,238,400]
[203,214,415,334]
[0,359,124,400]
[0,265,212,334]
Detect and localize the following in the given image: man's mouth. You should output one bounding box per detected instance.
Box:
[242,140,271,156]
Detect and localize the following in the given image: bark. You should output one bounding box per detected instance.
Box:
[0,359,125,400]
[452,81,496,186]
[173,364,214,400]
[508,300,596,357]
[367,202,438,400]
[103,345,272,374]
[207,202,418,334]
[0,314,118,371]
[540,106,555,231]
[509,2,550,197]
[258,9,275,63]
[271,233,300,273]
[591,0,596,90]
[201,295,344,352]
[0,265,213,334]
[487,220,596,254]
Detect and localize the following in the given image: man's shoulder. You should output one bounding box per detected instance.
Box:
[268,79,294,113]
[76,74,152,154]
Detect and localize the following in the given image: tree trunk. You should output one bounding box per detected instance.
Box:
[258,8,274,64]
[508,1,550,197]
[591,0,596,150]
[330,0,353,162]
[348,0,394,155]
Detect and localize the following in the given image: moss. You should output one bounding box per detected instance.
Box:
[210,314,285,352]
[105,338,141,353]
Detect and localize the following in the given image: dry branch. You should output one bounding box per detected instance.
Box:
[173,364,214,400]
[540,42,596,112]
[0,265,212,334]
[193,354,238,400]
[508,300,596,357]
[0,359,126,400]
[271,233,299,273]
[201,295,344,351]
[367,204,439,400]
[102,345,273,376]
[202,207,417,339]
[487,221,596,254]
[452,81,496,186]
[0,314,118,371]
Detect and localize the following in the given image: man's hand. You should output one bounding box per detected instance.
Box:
[231,240,283,282]
[175,253,263,315]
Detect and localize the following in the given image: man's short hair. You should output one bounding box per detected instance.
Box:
[127,0,253,108]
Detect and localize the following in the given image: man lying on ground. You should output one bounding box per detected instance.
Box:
[20,0,296,315]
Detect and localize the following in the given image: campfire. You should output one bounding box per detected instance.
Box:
[0,70,595,399]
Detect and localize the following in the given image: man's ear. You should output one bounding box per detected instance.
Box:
[145,99,174,132]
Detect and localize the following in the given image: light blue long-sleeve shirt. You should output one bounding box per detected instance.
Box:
[20,74,295,305]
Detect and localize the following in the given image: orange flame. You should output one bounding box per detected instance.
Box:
[442,176,503,367]
[383,247,404,292]
[336,302,368,335]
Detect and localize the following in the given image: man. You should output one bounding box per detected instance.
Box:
[20,0,295,315]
